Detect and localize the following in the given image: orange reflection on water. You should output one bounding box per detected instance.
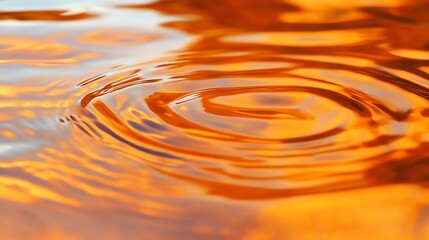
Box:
[246,185,429,240]
[2,0,429,239]
[0,10,97,21]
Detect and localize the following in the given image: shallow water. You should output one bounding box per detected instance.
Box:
[2,0,429,239]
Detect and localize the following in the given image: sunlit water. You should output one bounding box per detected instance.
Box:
[2,0,429,239]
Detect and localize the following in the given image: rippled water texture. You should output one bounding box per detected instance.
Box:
[2,0,429,239]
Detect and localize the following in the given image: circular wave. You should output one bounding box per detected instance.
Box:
[67,60,429,200]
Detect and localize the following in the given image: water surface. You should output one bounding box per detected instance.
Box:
[2,0,429,239]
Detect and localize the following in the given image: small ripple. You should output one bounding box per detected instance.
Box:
[0,10,97,21]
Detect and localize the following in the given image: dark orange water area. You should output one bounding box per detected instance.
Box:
[0,10,97,21]
[2,0,429,239]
